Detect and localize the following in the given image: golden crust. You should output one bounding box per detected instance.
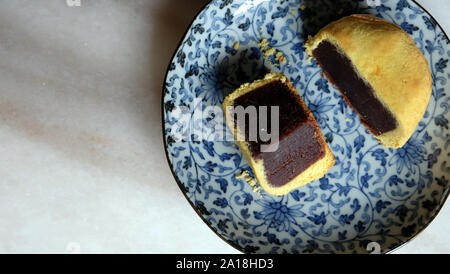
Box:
[223,73,335,196]
[305,14,432,148]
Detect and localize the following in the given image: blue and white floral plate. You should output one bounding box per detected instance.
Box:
[162,0,450,254]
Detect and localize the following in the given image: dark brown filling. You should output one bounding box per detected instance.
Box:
[261,121,325,187]
[312,40,397,135]
[232,80,326,187]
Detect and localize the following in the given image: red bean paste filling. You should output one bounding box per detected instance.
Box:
[312,40,397,135]
[232,80,325,187]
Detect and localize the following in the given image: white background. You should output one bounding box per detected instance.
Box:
[0,0,448,254]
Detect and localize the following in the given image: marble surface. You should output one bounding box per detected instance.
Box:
[0,0,448,254]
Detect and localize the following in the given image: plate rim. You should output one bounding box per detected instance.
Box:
[160,0,450,254]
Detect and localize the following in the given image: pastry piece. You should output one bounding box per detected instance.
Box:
[305,14,432,148]
[223,73,335,196]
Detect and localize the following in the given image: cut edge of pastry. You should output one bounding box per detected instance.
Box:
[223,73,335,196]
[307,36,403,147]
[305,14,432,148]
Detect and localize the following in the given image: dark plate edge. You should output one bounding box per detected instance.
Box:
[160,0,450,254]
[160,0,244,254]
[385,0,450,255]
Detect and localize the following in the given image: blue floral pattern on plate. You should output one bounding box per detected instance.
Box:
[163,0,450,254]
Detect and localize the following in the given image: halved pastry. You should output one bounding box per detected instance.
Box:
[223,73,335,196]
[305,14,432,148]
